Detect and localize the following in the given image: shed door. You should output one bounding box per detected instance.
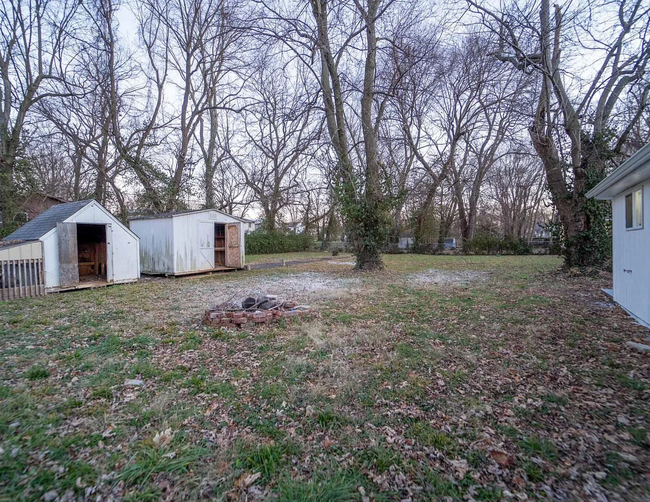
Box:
[225,223,242,268]
[198,221,215,269]
[57,222,79,288]
[106,223,114,282]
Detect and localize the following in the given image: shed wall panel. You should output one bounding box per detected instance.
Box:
[0,241,42,261]
[172,212,245,274]
[130,218,174,274]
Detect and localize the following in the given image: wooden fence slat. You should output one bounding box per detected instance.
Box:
[17,260,21,298]
[37,259,43,296]
[19,260,24,298]
[11,260,16,299]
[23,260,28,297]
[29,259,34,297]
[0,257,45,301]
[19,260,24,299]
[1,262,5,301]
[32,259,40,296]
[4,261,7,300]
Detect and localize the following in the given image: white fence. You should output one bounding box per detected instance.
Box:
[0,241,46,301]
[0,259,45,300]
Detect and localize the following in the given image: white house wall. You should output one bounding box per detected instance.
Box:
[130,218,174,274]
[612,180,650,324]
[41,202,140,289]
[171,211,245,274]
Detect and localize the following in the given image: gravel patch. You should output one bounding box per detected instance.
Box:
[181,271,362,310]
[406,269,488,286]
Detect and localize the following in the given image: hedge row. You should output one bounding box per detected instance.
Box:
[463,234,531,255]
[245,230,315,254]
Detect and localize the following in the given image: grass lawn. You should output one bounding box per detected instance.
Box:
[246,251,352,264]
[1,255,649,501]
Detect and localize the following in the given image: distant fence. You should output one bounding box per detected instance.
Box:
[0,258,45,301]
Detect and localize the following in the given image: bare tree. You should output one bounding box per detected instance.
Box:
[468,0,650,266]
[144,0,244,209]
[489,153,546,239]
[225,60,321,230]
[307,0,421,269]
[0,0,80,233]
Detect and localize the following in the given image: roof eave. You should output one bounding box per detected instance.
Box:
[587,142,650,199]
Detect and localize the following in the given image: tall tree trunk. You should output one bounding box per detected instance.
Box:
[0,148,17,235]
[413,183,439,251]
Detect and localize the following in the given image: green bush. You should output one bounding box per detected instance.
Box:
[245,230,314,255]
[463,233,531,255]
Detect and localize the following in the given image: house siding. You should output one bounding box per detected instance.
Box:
[612,179,650,324]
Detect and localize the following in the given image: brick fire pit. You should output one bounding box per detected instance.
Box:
[203,295,312,328]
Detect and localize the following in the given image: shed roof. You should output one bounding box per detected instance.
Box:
[130,207,246,222]
[2,199,94,241]
[587,142,650,200]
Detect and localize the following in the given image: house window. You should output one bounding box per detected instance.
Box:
[625,187,643,230]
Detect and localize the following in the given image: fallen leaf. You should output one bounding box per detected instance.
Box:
[490,450,513,468]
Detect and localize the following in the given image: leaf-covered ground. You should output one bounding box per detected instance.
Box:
[1,255,649,501]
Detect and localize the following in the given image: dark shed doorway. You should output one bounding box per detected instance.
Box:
[214,223,226,267]
[77,224,107,283]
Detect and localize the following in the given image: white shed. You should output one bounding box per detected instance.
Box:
[2,199,140,292]
[129,209,245,276]
[587,142,650,326]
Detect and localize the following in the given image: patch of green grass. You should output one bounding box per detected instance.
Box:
[421,469,464,499]
[118,443,209,486]
[206,381,237,399]
[277,474,358,501]
[161,365,190,383]
[91,386,113,400]
[465,449,488,468]
[518,436,557,461]
[628,427,648,446]
[180,331,202,351]
[358,445,400,473]
[497,425,520,439]
[523,460,545,482]
[395,342,422,362]
[123,488,162,501]
[26,365,49,380]
[541,393,568,406]
[315,408,345,430]
[209,327,232,341]
[257,382,287,401]
[235,442,299,480]
[616,374,647,391]
[474,485,504,501]
[129,361,161,379]
[603,451,636,487]
[406,422,455,453]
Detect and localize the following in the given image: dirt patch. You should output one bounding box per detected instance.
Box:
[405,268,488,286]
[183,271,361,309]
[327,260,356,266]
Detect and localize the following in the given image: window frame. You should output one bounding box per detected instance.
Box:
[625,185,644,231]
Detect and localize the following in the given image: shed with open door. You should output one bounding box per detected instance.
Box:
[1,199,140,292]
[129,209,245,276]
